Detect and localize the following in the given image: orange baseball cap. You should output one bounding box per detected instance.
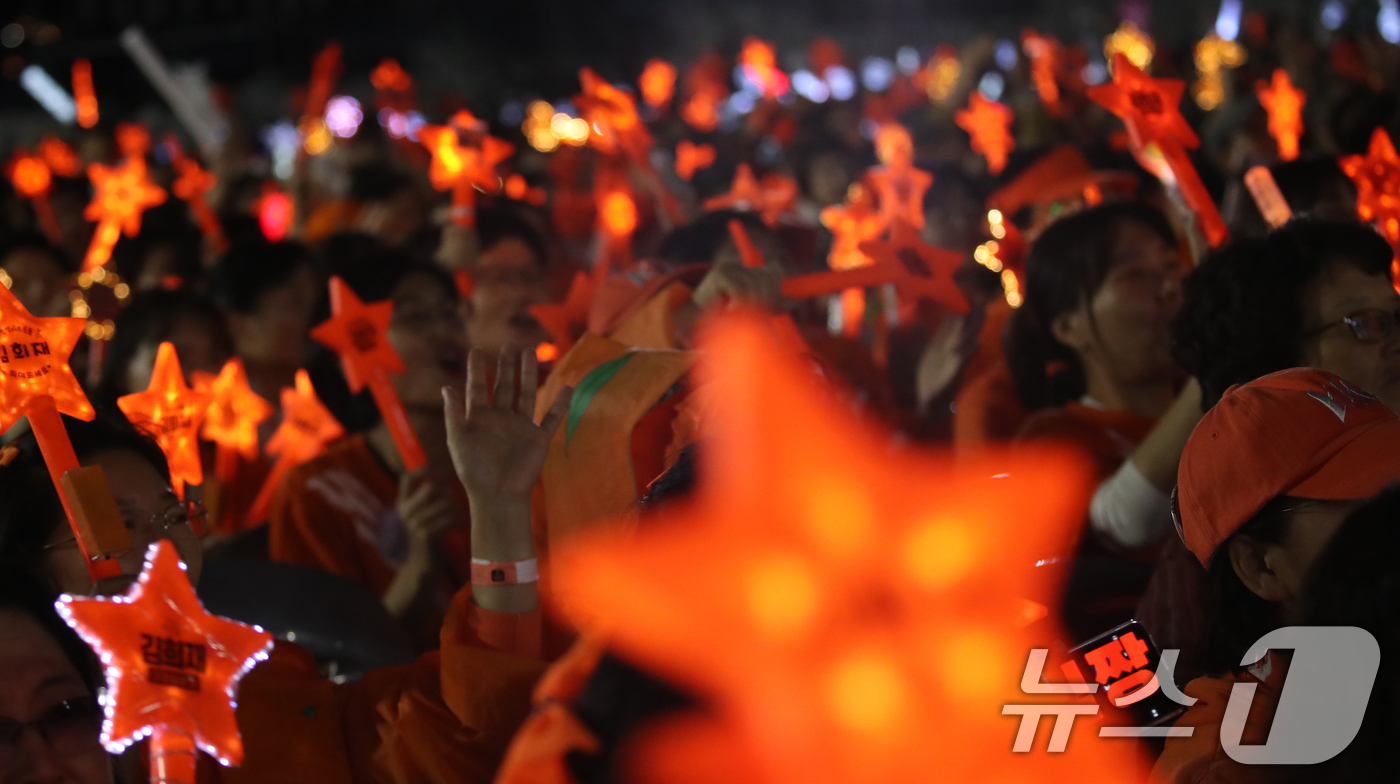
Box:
[1176,368,1400,565]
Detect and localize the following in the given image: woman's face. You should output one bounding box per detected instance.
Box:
[0,610,111,784]
[1298,261,1400,412]
[42,449,202,597]
[229,266,320,368]
[467,238,547,353]
[387,272,468,409]
[124,316,231,395]
[1058,220,1187,389]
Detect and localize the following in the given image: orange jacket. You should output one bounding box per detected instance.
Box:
[1151,654,1286,784]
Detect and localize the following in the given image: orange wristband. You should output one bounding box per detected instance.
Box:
[470,557,539,586]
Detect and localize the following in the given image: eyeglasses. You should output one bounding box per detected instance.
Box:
[43,500,206,553]
[0,696,102,765]
[1303,308,1400,343]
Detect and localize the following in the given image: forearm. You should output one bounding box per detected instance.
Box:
[381,547,438,618]
[1129,378,1204,493]
[469,498,540,614]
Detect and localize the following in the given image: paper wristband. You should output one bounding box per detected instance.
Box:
[471,557,540,586]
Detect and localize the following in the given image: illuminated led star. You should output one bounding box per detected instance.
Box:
[268,371,344,466]
[83,157,167,272]
[820,184,886,270]
[576,67,653,164]
[1086,54,1195,153]
[859,220,970,314]
[39,136,82,177]
[675,140,716,181]
[7,150,51,199]
[1022,29,1064,114]
[704,164,798,226]
[117,342,212,500]
[1257,69,1305,162]
[310,277,403,392]
[1341,128,1400,249]
[551,313,1137,784]
[195,358,274,462]
[418,119,514,225]
[0,282,92,432]
[639,59,677,109]
[57,540,273,765]
[865,124,934,229]
[955,93,1016,175]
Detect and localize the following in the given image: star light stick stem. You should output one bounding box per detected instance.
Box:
[150,727,197,784]
[1158,139,1230,249]
[29,396,123,581]
[31,194,61,243]
[366,370,428,471]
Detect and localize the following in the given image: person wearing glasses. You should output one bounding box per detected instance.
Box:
[1175,217,1400,411]
[0,575,108,784]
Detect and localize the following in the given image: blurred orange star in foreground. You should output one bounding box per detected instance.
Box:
[551,312,1141,784]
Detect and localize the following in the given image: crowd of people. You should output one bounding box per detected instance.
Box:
[3,6,1400,783]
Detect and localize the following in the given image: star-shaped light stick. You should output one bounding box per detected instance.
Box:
[418,112,514,226]
[0,283,126,580]
[865,124,933,229]
[1256,68,1305,162]
[166,135,228,254]
[1022,29,1064,115]
[676,140,716,181]
[551,312,1137,784]
[72,58,99,128]
[1088,53,1229,249]
[193,358,274,484]
[245,370,344,528]
[311,277,426,471]
[528,271,599,355]
[58,540,274,783]
[955,93,1016,175]
[39,136,82,178]
[705,164,799,226]
[639,59,677,110]
[577,68,685,224]
[1341,128,1400,293]
[81,156,168,274]
[597,188,639,272]
[6,149,62,242]
[117,342,212,501]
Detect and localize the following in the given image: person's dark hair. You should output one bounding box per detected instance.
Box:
[1200,496,1295,676]
[307,249,458,433]
[110,201,205,287]
[0,231,78,275]
[349,162,415,204]
[656,210,775,269]
[0,414,170,584]
[1174,218,1393,409]
[1226,157,1357,237]
[94,289,234,407]
[0,572,101,694]
[475,207,548,269]
[1004,201,1177,410]
[208,239,319,314]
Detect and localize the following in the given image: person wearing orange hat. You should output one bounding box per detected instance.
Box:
[1153,367,1400,784]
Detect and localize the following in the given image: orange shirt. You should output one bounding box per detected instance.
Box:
[953,361,1026,455]
[1151,653,1285,784]
[268,434,473,623]
[1015,402,1157,481]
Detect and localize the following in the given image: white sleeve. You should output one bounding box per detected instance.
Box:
[1089,459,1174,550]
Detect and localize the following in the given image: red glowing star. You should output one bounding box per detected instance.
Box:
[675,140,716,181]
[82,157,167,273]
[704,164,798,226]
[1022,29,1064,114]
[955,93,1016,175]
[865,125,933,230]
[115,122,151,161]
[167,136,227,253]
[117,342,212,500]
[418,122,514,226]
[268,370,345,465]
[57,540,273,766]
[858,220,970,314]
[1256,68,1306,162]
[72,59,98,129]
[576,68,653,165]
[640,59,678,109]
[550,313,1135,784]
[1341,127,1400,250]
[739,37,790,98]
[38,136,82,178]
[504,173,547,206]
[371,58,412,93]
[7,150,51,198]
[819,185,886,271]
[1088,53,1228,247]
[0,281,93,433]
[196,357,274,462]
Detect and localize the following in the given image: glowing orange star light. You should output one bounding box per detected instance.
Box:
[117,343,212,501]
[81,157,167,274]
[72,58,99,129]
[370,58,414,112]
[865,124,933,229]
[245,370,344,528]
[504,173,547,206]
[955,93,1016,175]
[418,119,514,226]
[39,136,82,178]
[640,59,678,109]
[7,149,61,242]
[0,282,117,580]
[598,189,639,271]
[819,184,885,272]
[1088,53,1229,248]
[311,277,427,472]
[913,45,961,104]
[551,312,1138,784]
[858,219,970,315]
[705,164,798,226]
[193,358,274,484]
[675,140,716,181]
[740,37,790,98]
[166,135,227,254]
[1341,128,1400,257]
[1257,68,1305,161]
[58,540,274,783]
[1022,29,1064,115]
[116,122,152,161]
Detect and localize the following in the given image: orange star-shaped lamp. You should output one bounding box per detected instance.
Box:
[82,157,167,273]
[39,136,82,177]
[739,37,790,98]
[640,59,677,109]
[73,59,99,129]
[1022,29,1064,115]
[550,312,1137,784]
[865,124,933,229]
[576,67,651,163]
[1257,68,1305,162]
[819,184,885,271]
[529,271,599,355]
[418,120,514,226]
[859,219,970,315]
[58,540,273,782]
[167,135,227,254]
[955,93,1016,175]
[705,164,798,226]
[193,358,274,483]
[1341,128,1400,260]
[118,342,212,501]
[311,277,427,472]
[245,370,344,528]
[676,140,716,181]
[1088,52,1228,249]
[6,149,61,242]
